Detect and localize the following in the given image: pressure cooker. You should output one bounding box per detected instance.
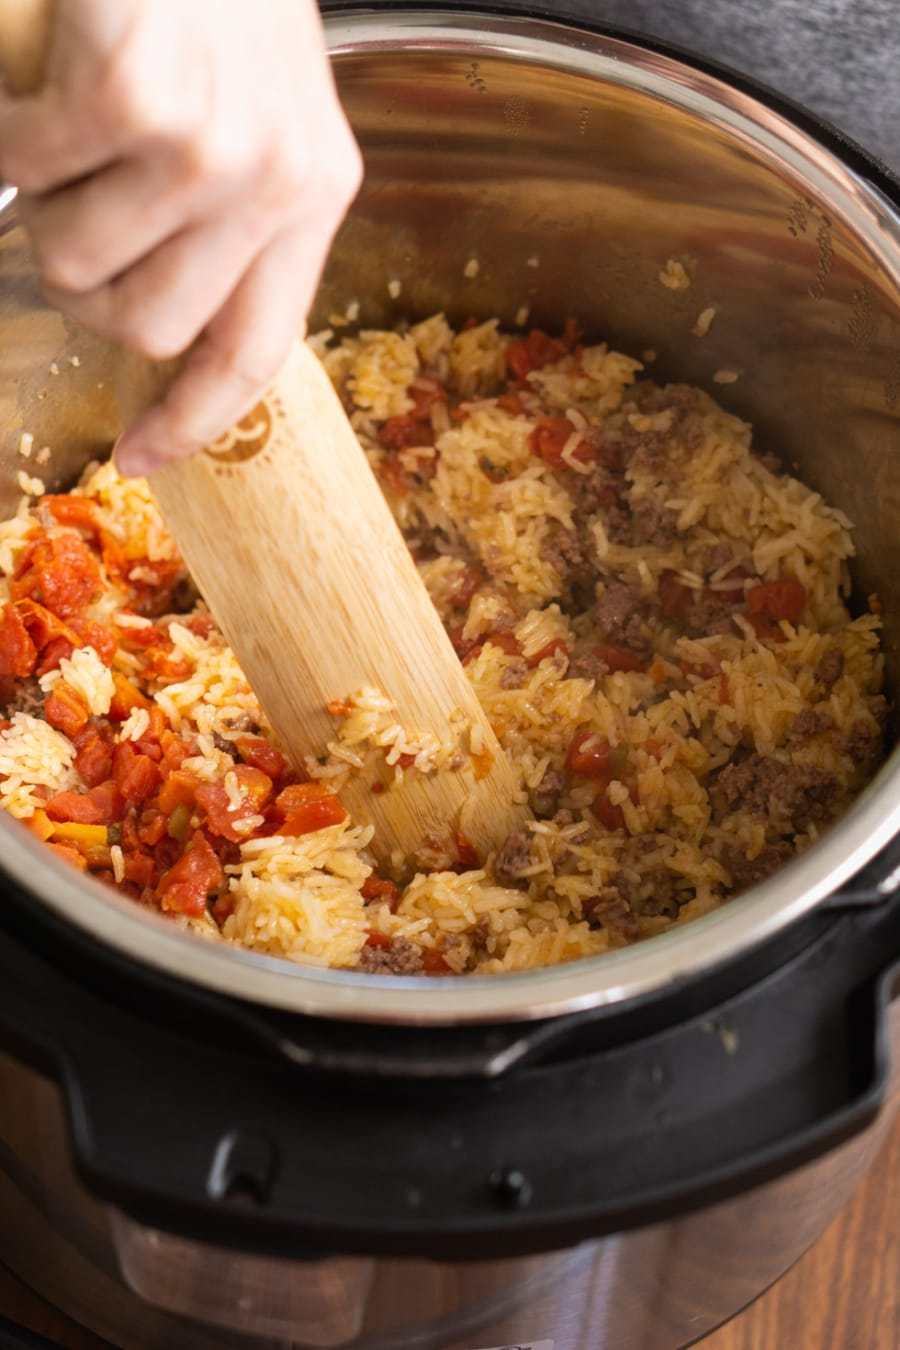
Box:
[0,6,899,1348]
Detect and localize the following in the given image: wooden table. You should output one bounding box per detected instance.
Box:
[1,1113,898,1349]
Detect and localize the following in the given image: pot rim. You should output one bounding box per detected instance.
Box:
[2,8,900,1026]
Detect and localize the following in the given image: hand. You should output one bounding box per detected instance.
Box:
[0,0,362,476]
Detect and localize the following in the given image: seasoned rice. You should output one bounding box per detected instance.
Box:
[0,316,886,976]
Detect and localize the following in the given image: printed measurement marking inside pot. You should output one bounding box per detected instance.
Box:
[785,195,833,299]
[466,61,487,94]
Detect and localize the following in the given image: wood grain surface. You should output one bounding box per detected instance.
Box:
[1,1109,898,1349]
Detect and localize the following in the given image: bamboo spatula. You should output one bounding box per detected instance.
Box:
[0,0,523,867]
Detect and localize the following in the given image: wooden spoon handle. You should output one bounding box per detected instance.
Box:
[128,340,522,861]
[0,0,524,864]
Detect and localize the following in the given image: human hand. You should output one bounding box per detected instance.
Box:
[0,0,362,476]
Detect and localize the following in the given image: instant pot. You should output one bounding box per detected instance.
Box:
[1,7,899,1348]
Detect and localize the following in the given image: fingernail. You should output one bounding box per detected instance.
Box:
[113,437,159,480]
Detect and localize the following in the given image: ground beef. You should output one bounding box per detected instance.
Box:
[171,572,201,613]
[543,530,591,581]
[594,582,649,653]
[635,382,702,419]
[529,768,567,818]
[542,528,597,612]
[568,648,611,682]
[814,647,844,690]
[1,677,44,719]
[212,732,238,758]
[789,708,836,742]
[499,659,528,690]
[722,840,795,892]
[700,541,736,575]
[492,830,533,888]
[715,753,839,830]
[835,717,881,764]
[357,937,424,975]
[573,465,620,514]
[630,496,679,548]
[637,867,678,918]
[583,887,640,940]
[684,588,736,638]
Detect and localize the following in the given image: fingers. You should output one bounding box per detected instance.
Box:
[16,152,197,294]
[43,204,275,361]
[0,1,141,192]
[114,226,324,477]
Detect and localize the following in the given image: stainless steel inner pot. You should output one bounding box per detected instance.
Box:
[1,9,899,1024]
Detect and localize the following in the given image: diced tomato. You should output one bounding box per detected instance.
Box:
[186,614,218,639]
[364,930,391,948]
[116,621,165,651]
[158,770,202,817]
[195,783,241,842]
[232,765,274,811]
[25,808,54,841]
[0,718,11,733]
[235,735,287,779]
[10,532,101,617]
[39,495,100,534]
[112,741,161,804]
[529,417,595,468]
[45,682,90,737]
[462,630,522,665]
[209,892,235,924]
[644,738,664,761]
[593,795,626,831]
[123,851,156,888]
[594,644,644,674]
[109,673,151,720]
[35,636,75,677]
[156,832,223,918]
[747,577,807,625]
[85,780,125,824]
[133,706,168,760]
[14,598,80,654]
[137,808,168,847]
[526,638,570,668]
[423,947,451,975]
[69,616,117,665]
[565,729,612,780]
[378,415,436,451]
[409,379,448,419]
[141,644,193,681]
[506,329,569,379]
[471,745,495,781]
[0,603,37,677]
[455,831,480,867]
[360,876,401,908]
[448,566,483,610]
[45,790,105,825]
[160,730,189,772]
[497,393,525,415]
[46,841,88,871]
[275,781,347,835]
[196,766,274,842]
[379,459,413,497]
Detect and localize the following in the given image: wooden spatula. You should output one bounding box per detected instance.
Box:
[0,0,522,866]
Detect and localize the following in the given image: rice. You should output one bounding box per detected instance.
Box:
[0,315,886,978]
